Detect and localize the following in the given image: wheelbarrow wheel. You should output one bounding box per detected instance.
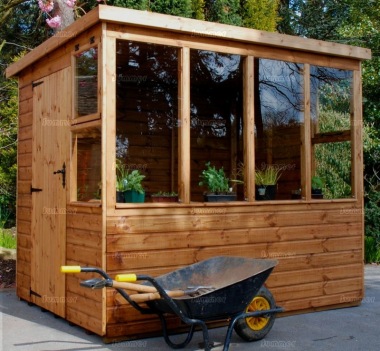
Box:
[234,286,276,341]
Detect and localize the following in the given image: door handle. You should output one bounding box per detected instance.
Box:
[53,162,66,188]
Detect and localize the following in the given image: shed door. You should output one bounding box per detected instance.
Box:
[31,69,71,317]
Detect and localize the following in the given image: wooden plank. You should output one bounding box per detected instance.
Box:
[66,244,103,267]
[178,47,190,203]
[67,213,102,231]
[18,153,32,168]
[267,264,362,288]
[99,6,371,60]
[107,223,361,252]
[279,291,362,312]
[106,209,361,234]
[66,307,104,335]
[17,220,31,235]
[18,126,33,142]
[18,167,32,181]
[18,112,33,128]
[66,228,102,249]
[244,56,255,201]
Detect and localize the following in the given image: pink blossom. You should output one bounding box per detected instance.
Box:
[38,0,54,13]
[46,15,62,29]
[65,0,76,8]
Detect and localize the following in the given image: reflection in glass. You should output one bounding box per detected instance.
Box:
[75,47,98,117]
[116,40,178,200]
[310,66,353,199]
[255,59,304,200]
[74,127,101,201]
[190,50,243,201]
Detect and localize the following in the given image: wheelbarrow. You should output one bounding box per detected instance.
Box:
[61,256,283,351]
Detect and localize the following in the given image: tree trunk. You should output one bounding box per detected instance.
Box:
[53,0,75,31]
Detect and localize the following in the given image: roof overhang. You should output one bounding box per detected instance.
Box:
[6,4,372,78]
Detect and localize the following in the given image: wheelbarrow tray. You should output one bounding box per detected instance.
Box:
[145,256,278,321]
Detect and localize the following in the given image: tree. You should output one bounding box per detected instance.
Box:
[242,0,279,32]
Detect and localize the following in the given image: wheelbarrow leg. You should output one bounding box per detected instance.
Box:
[158,313,195,349]
[222,307,284,351]
[158,313,213,351]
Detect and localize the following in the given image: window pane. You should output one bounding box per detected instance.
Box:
[255,59,304,200]
[190,50,244,201]
[75,47,98,117]
[310,66,353,199]
[116,40,178,202]
[74,127,101,201]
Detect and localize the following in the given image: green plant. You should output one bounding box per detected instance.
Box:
[152,191,178,196]
[255,166,282,186]
[0,229,16,249]
[199,162,230,194]
[116,162,129,192]
[124,169,145,194]
[311,176,324,190]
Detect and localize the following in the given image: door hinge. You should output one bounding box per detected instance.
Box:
[32,81,43,89]
[30,186,43,193]
[30,289,42,298]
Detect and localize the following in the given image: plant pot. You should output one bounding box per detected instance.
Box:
[125,190,145,203]
[116,191,125,203]
[151,195,178,203]
[255,185,277,200]
[312,189,323,199]
[203,193,237,202]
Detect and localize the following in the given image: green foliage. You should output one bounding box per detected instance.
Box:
[199,162,230,193]
[255,166,282,186]
[111,0,150,10]
[123,170,145,194]
[206,0,243,26]
[242,0,279,31]
[311,176,324,190]
[0,229,16,249]
[150,0,193,17]
[0,63,18,228]
[192,0,205,19]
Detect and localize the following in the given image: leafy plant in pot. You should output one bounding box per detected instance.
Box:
[255,166,282,200]
[124,169,146,203]
[199,162,236,202]
[116,162,128,203]
[311,176,324,199]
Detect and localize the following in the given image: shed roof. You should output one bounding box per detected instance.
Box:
[6,4,371,78]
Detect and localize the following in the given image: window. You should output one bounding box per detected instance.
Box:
[115,40,178,202]
[71,126,101,202]
[255,59,304,200]
[190,50,244,201]
[74,47,98,118]
[72,46,101,203]
[310,66,353,199]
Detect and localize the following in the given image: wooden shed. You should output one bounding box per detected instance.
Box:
[6,4,371,341]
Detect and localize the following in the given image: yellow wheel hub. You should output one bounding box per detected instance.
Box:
[245,296,271,331]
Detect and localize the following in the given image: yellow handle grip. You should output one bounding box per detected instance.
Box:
[115,273,137,282]
[60,266,82,273]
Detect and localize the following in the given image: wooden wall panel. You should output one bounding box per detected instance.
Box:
[104,204,363,339]
[65,205,104,335]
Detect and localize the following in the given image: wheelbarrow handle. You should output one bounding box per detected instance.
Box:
[129,290,186,303]
[61,266,81,273]
[112,281,158,293]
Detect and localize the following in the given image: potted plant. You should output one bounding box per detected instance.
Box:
[311,176,324,199]
[151,191,179,203]
[116,162,128,203]
[124,169,146,203]
[199,162,236,202]
[255,166,282,200]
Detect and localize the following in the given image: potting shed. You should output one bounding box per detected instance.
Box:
[6,4,371,341]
